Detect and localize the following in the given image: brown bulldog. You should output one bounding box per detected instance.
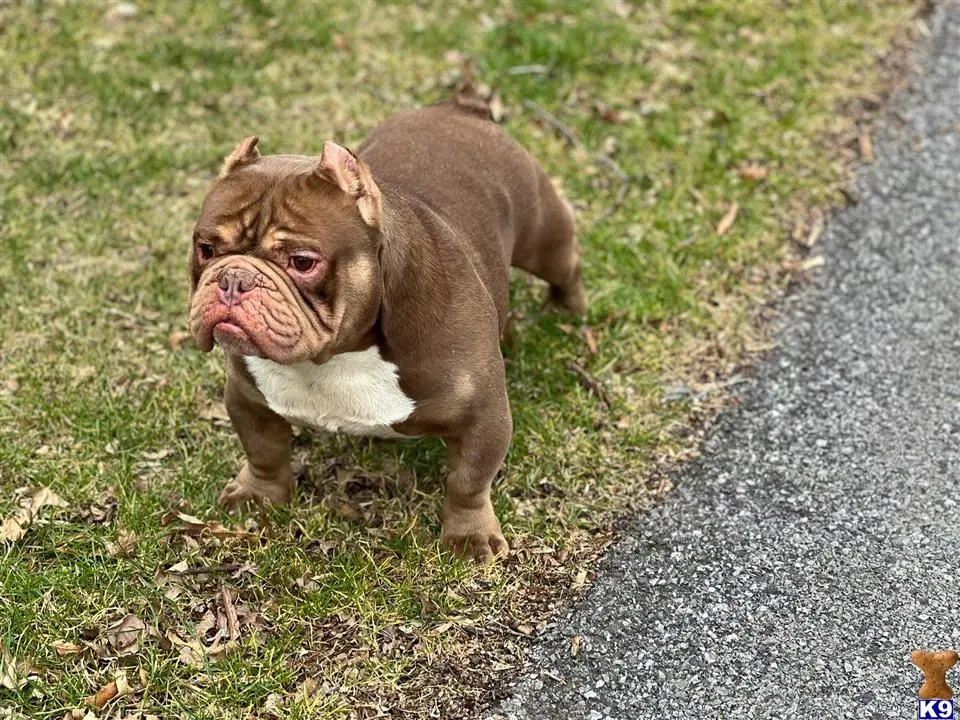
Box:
[188,89,586,561]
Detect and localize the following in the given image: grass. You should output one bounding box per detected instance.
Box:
[0,0,918,717]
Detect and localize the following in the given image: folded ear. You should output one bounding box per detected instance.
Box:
[218,136,260,180]
[315,141,382,229]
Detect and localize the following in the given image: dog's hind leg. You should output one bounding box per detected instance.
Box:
[511,170,587,315]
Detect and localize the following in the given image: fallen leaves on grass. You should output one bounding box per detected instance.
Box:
[715,202,739,236]
[105,530,139,557]
[783,255,827,283]
[105,614,147,658]
[197,400,231,426]
[738,163,768,181]
[799,216,825,248]
[1,486,69,542]
[162,511,249,539]
[76,487,118,525]
[0,641,25,690]
[582,326,598,355]
[84,671,133,710]
[166,589,259,667]
[52,640,84,657]
[594,101,627,125]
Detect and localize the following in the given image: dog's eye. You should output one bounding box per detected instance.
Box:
[197,243,215,261]
[290,256,317,272]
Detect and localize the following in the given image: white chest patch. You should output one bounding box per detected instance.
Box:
[245,347,415,438]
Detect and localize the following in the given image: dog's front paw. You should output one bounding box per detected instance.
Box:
[440,501,509,562]
[218,463,293,511]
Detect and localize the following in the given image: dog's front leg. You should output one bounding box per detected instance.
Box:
[218,376,294,509]
[440,397,512,562]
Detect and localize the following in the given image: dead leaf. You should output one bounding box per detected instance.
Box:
[800,255,825,271]
[570,634,582,657]
[141,449,173,461]
[430,622,453,636]
[602,136,618,156]
[71,365,97,386]
[52,640,84,657]
[196,611,218,643]
[1,486,69,542]
[715,202,739,236]
[77,487,118,525]
[330,499,362,523]
[444,49,466,65]
[105,614,146,657]
[738,163,768,181]
[859,133,875,162]
[801,217,825,248]
[105,530,139,557]
[571,568,588,591]
[166,560,189,574]
[85,680,118,709]
[264,693,284,717]
[30,487,69,512]
[595,102,626,125]
[1,516,26,543]
[162,511,247,539]
[582,327,598,355]
[115,671,132,697]
[0,641,25,690]
[221,587,240,643]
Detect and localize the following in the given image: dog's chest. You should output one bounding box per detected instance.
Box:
[244,348,415,438]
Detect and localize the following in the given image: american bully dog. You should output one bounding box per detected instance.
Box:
[188,88,586,560]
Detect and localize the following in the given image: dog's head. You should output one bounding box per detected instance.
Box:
[188,137,383,364]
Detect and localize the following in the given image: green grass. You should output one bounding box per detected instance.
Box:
[0,1,915,717]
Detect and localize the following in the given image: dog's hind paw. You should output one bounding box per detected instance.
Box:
[440,502,509,562]
[218,463,293,511]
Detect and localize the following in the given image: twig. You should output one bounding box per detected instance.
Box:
[589,176,630,230]
[507,64,550,76]
[568,361,612,409]
[523,100,581,147]
[167,563,243,576]
[523,99,633,228]
[221,587,240,642]
[491,620,531,638]
[592,153,628,181]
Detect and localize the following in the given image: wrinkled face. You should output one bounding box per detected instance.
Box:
[188,152,383,365]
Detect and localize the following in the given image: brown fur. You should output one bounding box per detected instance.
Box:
[187,92,586,560]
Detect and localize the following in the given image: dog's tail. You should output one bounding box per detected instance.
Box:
[451,58,492,120]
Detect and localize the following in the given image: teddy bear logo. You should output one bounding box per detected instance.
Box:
[912,649,959,700]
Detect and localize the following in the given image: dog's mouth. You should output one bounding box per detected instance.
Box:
[212,320,264,358]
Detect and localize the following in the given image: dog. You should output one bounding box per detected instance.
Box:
[188,88,586,560]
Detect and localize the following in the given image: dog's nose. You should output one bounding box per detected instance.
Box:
[218,267,257,307]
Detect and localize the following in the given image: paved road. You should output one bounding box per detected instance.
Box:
[489,4,960,719]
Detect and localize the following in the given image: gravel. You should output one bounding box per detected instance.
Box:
[487,4,960,718]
